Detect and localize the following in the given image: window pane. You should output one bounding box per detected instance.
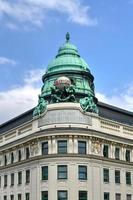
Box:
[78,166,87,180]
[58,165,67,179]
[18,194,21,200]
[104,193,110,200]
[126,172,131,185]
[11,173,14,186]
[42,166,48,180]
[79,191,87,200]
[127,194,132,200]
[42,142,48,155]
[10,195,14,200]
[11,152,14,164]
[115,193,121,200]
[115,148,120,160]
[115,170,120,184]
[103,168,109,183]
[103,145,108,158]
[26,147,30,159]
[4,175,7,187]
[78,141,86,154]
[18,171,22,184]
[58,191,67,200]
[4,196,7,200]
[18,150,22,162]
[25,193,30,200]
[42,191,48,200]
[26,170,30,184]
[126,150,130,162]
[58,141,67,154]
[4,155,7,166]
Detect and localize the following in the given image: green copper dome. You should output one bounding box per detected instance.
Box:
[33,33,98,118]
[46,33,90,74]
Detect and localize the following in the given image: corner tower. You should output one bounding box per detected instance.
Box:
[33,33,98,117]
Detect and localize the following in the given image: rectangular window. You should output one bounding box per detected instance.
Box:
[58,165,67,179]
[103,145,109,158]
[115,193,121,200]
[115,148,120,160]
[58,191,67,200]
[18,171,22,185]
[10,195,14,200]
[42,142,48,155]
[18,194,21,200]
[115,170,120,184]
[4,155,7,166]
[4,174,7,187]
[11,173,14,186]
[25,193,30,200]
[78,141,86,154]
[18,150,22,162]
[126,150,130,162]
[79,191,87,200]
[4,196,7,200]
[11,152,14,164]
[103,168,109,183]
[26,147,30,159]
[26,170,30,184]
[78,165,87,180]
[41,191,48,200]
[127,194,132,200]
[126,172,131,185]
[104,193,110,200]
[78,166,87,180]
[42,166,48,180]
[58,140,67,154]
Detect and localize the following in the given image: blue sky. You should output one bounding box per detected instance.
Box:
[0,0,133,124]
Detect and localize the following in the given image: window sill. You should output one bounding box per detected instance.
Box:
[41,179,48,182]
[17,184,22,186]
[25,182,30,185]
[10,185,14,187]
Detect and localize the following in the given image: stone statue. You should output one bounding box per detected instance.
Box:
[80,94,98,114]
[33,95,48,117]
[50,84,76,103]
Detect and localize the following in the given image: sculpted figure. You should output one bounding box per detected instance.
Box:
[33,95,48,117]
[50,85,76,103]
[80,94,98,114]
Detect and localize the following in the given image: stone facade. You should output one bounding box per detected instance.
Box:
[0,103,133,200]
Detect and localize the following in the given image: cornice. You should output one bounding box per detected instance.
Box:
[0,154,133,171]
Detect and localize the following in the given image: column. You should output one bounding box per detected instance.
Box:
[68,136,73,153]
[73,136,78,154]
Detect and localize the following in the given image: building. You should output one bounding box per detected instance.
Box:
[0,33,133,200]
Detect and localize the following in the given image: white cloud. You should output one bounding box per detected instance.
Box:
[96,83,133,112]
[0,56,16,66]
[24,69,44,85]
[0,68,132,125]
[0,69,43,124]
[0,0,97,29]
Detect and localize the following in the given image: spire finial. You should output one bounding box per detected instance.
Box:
[66,32,70,43]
